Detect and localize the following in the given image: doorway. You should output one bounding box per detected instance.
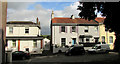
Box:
[72,38,76,45]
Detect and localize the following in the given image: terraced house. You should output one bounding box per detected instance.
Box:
[95,18,116,49]
[6,18,44,54]
[51,11,100,53]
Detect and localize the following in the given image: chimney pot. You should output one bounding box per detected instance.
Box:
[71,15,75,19]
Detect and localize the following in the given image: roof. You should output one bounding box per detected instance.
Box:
[7,21,36,24]
[95,17,105,23]
[52,17,98,24]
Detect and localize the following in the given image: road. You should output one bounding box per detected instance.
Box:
[12,52,120,64]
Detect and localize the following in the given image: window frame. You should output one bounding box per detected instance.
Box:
[72,26,76,32]
[84,26,89,33]
[109,36,113,43]
[12,40,16,47]
[86,38,90,42]
[102,36,105,42]
[9,27,13,33]
[25,27,29,34]
[61,38,66,46]
[61,26,65,32]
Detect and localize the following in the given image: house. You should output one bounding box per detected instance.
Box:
[6,18,44,54]
[50,11,100,53]
[95,17,116,49]
[43,38,50,50]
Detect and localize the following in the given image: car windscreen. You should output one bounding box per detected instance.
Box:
[92,46,98,49]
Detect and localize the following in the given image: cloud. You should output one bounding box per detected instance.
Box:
[7,2,80,35]
[8,2,35,10]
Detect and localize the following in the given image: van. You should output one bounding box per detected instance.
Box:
[88,44,110,53]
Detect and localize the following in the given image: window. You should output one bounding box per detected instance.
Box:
[12,40,16,47]
[61,26,65,32]
[61,38,66,46]
[102,36,105,42]
[105,27,108,31]
[86,38,89,42]
[9,27,13,33]
[25,27,29,33]
[72,26,76,32]
[109,36,113,43]
[84,26,89,32]
[33,40,37,47]
[94,26,98,32]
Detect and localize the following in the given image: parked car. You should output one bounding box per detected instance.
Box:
[53,45,69,53]
[12,51,31,60]
[65,45,85,56]
[88,44,110,54]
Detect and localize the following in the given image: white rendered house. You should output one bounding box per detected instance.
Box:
[43,38,50,50]
[50,12,100,53]
[6,18,43,54]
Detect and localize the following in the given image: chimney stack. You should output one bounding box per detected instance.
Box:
[36,17,39,24]
[51,11,54,19]
[71,15,75,19]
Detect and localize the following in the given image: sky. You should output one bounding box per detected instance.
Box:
[7,1,102,35]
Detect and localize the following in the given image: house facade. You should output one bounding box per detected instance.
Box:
[51,12,100,52]
[6,18,43,54]
[95,18,116,49]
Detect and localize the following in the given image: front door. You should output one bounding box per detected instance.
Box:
[72,38,76,45]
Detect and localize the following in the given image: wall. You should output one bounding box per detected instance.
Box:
[99,24,116,49]
[6,27,40,37]
[7,40,42,53]
[52,25,99,46]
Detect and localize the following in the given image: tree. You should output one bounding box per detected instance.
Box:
[77,2,120,52]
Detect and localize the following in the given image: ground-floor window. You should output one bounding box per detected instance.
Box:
[61,38,66,46]
[102,36,105,42]
[33,40,37,48]
[86,38,89,43]
[109,36,113,43]
[12,40,16,47]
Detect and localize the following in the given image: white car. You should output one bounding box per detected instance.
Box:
[88,44,110,53]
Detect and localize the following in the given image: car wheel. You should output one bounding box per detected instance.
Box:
[82,51,85,55]
[22,56,26,60]
[68,53,71,56]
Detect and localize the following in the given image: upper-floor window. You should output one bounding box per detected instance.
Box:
[84,26,89,32]
[94,26,98,32]
[61,38,66,46]
[109,36,113,43]
[61,26,65,32]
[72,26,76,32]
[12,40,16,47]
[25,27,29,34]
[9,27,13,33]
[102,36,105,42]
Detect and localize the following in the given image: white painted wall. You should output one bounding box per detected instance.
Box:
[43,38,50,50]
[6,27,40,37]
[52,25,99,46]
[6,40,43,53]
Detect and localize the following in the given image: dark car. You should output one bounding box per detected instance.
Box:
[65,46,85,56]
[12,51,31,60]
